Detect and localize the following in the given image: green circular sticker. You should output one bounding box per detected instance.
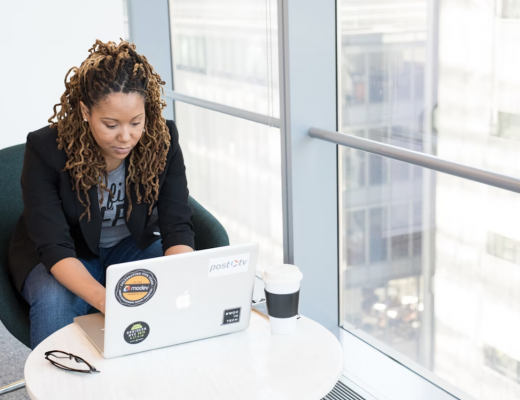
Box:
[123,321,150,345]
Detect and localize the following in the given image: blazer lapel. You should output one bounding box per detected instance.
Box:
[76,184,102,255]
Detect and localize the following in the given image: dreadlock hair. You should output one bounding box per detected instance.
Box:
[48,39,171,223]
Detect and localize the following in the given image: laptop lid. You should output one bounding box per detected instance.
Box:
[101,243,258,358]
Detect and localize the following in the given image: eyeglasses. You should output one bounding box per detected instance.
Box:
[44,350,100,374]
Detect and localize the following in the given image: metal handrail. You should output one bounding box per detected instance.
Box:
[309,127,520,194]
[163,89,281,128]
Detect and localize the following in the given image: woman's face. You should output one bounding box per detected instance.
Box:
[80,92,145,167]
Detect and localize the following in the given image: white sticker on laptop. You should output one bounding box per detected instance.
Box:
[208,253,250,278]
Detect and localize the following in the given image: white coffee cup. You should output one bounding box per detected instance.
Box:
[262,264,303,334]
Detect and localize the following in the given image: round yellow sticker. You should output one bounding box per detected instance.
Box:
[115,269,158,307]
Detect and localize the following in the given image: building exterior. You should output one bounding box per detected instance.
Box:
[340,0,520,399]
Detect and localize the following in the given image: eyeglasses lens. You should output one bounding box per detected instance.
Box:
[48,353,91,372]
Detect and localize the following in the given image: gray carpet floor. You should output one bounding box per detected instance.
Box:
[0,321,30,399]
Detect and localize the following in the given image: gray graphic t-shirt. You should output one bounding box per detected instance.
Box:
[97,162,131,248]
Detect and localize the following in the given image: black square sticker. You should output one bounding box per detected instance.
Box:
[222,307,241,325]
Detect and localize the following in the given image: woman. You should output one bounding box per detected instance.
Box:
[8,39,195,349]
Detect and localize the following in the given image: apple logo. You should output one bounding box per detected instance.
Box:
[175,290,190,309]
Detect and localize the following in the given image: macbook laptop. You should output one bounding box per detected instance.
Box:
[74,243,259,358]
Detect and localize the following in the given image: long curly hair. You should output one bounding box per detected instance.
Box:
[48,39,171,222]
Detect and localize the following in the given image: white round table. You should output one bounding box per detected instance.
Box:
[25,312,343,400]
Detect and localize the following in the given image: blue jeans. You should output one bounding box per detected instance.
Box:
[21,235,163,349]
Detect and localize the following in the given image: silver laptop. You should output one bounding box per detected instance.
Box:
[74,243,259,358]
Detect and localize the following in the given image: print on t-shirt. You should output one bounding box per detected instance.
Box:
[101,182,126,227]
[97,162,132,248]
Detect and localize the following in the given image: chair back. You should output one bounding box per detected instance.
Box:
[0,143,229,348]
[0,143,31,347]
[188,196,229,250]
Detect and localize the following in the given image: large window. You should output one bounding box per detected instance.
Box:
[168,0,283,271]
[129,0,520,397]
[175,103,283,270]
[339,0,520,399]
[169,0,280,118]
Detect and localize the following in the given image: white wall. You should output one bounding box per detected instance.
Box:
[0,0,125,150]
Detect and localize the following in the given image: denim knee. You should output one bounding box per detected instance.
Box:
[21,263,95,349]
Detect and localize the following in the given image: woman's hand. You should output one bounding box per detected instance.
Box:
[49,246,193,315]
[164,245,194,257]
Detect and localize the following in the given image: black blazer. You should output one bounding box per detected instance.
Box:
[9,119,195,291]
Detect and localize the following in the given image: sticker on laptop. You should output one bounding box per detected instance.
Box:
[222,307,241,325]
[115,269,158,307]
[123,321,150,344]
[208,253,250,278]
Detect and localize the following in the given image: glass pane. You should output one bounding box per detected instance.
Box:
[339,0,520,176]
[175,102,283,270]
[339,0,428,150]
[339,1,520,398]
[340,150,520,399]
[169,0,280,118]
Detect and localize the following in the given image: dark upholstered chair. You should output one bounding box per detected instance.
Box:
[0,143,229,349]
